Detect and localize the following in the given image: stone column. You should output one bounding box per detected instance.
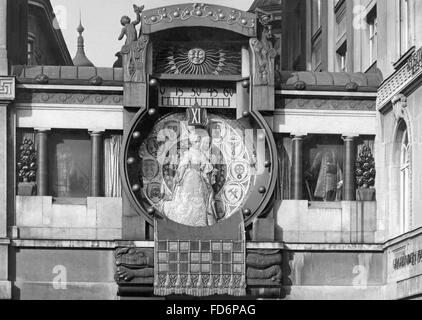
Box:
[0,0,7,75]
[35,129,50,196]
[236,46,250,119]
[343,135,357,201]
[291,135,305,200]
[0,76,15,300]
[90,131,104,197]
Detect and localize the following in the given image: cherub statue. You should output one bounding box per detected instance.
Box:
[118,4,145,45]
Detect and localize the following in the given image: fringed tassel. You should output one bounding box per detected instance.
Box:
[229,274,234,292]
[217,274,224,295]
[197,274,202,289]
[164,273,170,289]
[174,274,182,295]
[186,273,192,288]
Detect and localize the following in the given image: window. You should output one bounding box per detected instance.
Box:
[335,0,346,42]
[311,0,322,35]
[399,0,413,56]
[310,0,323,71]
[311,36,322,71]
[400,127,410,233]
[48,130,92,198]
[336,41,347,72]
[304,135,344,202]
[27,36,35,66]
[367,11,377,66]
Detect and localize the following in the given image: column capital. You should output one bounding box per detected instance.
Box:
[0,77,15,102]
[291,133,307,140]
[342,135,359,141]
[35,128,52,133]
[89,130,106,136]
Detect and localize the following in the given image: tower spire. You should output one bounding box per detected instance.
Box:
[72,10,94,67]
[77,9,84,35]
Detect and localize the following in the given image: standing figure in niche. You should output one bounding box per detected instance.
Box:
[306,149,343,202]
[161,132,218,227]
[56,145,89,198]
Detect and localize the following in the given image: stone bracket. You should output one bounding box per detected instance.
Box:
[249,37,276,111]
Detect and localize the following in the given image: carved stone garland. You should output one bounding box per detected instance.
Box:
[143,3,255,29]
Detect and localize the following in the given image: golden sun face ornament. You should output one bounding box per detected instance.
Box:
[188,48,206,65]
[157,45,241,75]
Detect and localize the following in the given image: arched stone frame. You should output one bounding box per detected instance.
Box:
[141,4,257,38]
[390,94,414,235]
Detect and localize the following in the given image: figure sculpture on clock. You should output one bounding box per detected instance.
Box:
[160,131,218,227]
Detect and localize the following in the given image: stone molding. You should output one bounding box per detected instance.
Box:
[282,98,376,111]
[16,91,123,105]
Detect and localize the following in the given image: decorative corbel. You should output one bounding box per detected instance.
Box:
[391,94,407,121]
[249,9,276,111]
[121,35,150,83]
[120,4,150,109]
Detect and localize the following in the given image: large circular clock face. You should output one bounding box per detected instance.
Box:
[138,112,254,223]
[123,109,278,228]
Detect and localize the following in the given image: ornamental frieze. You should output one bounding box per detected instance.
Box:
[16,91,123,105]
[0,77,16,101]
[143,3,255,29]
[279,98,376,111]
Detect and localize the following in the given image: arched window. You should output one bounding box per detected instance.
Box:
[400,128,410,233]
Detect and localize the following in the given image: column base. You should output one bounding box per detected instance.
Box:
[0,281,11,300]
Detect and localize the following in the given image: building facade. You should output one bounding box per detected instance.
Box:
[0,0,421,300]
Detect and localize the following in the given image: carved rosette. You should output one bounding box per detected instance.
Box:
[121,35,150,83]
[143,3,255,29]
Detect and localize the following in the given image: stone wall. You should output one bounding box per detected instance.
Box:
[275,200,380,243]
[10,246,117,300]
[15,196,122,240]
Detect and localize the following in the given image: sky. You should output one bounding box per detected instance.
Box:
[50,0,254,67]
